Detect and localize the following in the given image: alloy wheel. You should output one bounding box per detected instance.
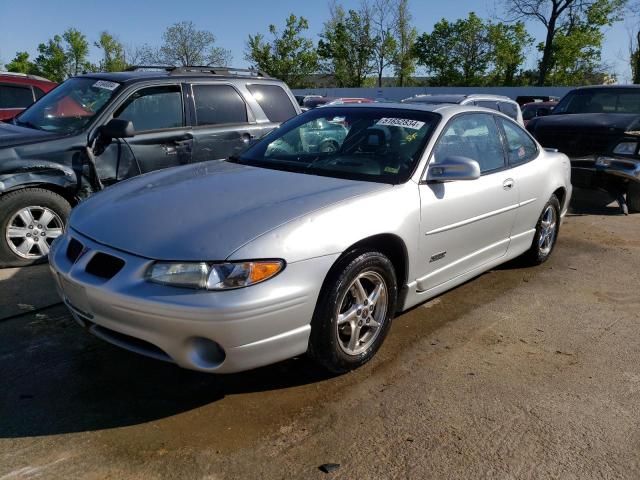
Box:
[6,206,64,259]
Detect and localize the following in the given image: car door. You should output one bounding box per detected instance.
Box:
[189,83,267,162]
[110,84,192,174]
[417,113,518,292]
[495,116,545,241]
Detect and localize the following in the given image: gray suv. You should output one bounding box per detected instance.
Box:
[0,66,301,267]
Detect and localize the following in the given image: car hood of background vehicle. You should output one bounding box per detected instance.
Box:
[71,160,391,261]
[0,121,60,148]
[531,113,640,133]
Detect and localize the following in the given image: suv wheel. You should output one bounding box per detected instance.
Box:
[628,182,640,213]
[0,188,71,268]
[308,250,397,373]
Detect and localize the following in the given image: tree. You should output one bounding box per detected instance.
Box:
[392,0,417,86]
[63,28,90,76]
[34,35,67,82]
[245,14,318,88]
[5,52,37,74]
[157,21,232,66]
[318,6,377,87]
[367,0,398,87]
[415,13,491,86]
[487,21,533,85]
[95,32,127,72]
[627,2,640,83]
[502,0,626,85]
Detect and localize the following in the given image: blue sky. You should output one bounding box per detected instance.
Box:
[0,0,634,81]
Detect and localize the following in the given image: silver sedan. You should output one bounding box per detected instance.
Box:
[49,104,572,373]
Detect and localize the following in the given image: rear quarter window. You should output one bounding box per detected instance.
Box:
[0,85,34,108]
[246,84,297,123]
[498,101,519,121]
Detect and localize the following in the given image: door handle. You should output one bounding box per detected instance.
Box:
[241,133,256,143]
[503,178,515,190]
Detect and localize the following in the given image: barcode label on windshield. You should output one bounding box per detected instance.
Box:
[92,80,119,91]
[376,118,425,130]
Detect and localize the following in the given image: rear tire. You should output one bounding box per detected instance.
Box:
[628,182,640,213]
[308,250,397,373]
[0,188,71,268]
[522,195,560,266]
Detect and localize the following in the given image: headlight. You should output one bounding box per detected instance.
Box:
[613,142,638,155]
[147,260,285,290]
[595,156,613,167]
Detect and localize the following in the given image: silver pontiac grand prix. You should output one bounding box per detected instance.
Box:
[49,103,572,374]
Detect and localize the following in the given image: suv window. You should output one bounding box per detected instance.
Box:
[246,84,297,122]
[192,84,247,126]
[433,113,505,174]
[474,100,500,112]
[0,85,34,108]
[115,85,183,131]
[33,87,46,100]
[498,101,519,121]
[498,117,537,165]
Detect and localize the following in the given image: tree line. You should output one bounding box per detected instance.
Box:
[4,0,637,87]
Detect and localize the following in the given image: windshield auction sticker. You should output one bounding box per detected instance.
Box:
[92,80,120,91]
[376,118,425,130]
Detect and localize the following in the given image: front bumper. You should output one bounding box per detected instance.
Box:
[570,155,640,189]
[49,229,338,373]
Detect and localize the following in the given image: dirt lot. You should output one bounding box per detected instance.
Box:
[1,195,639,480]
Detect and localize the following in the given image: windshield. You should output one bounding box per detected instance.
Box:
[236,107,439,184]
[16,77,119,134]
[553,89,640,115]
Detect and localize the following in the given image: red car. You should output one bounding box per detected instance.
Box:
[0,72,57,121]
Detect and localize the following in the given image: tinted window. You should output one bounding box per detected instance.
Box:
[433,113,505,174]
[192,84,247,126]
[475,100,500,112]
[239,107,438,184]
[33,87,46,100]
[115,86,183,131]
[498,101,519,121]
[498,118,537,165]
[246,84,297,122]
[0,85,34,108]
[554,89,640,114]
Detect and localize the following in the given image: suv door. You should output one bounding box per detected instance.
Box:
[110,84,192,175]
[417,113,518,292]
[189,83,265,162]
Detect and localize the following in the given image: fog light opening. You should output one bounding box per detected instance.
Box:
[188,337,226,369]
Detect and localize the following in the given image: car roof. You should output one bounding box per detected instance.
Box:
[0,72,56,85]
[326,101,507,118]
[404,93,513,104]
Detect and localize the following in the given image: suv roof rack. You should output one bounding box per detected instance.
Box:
[125,65,270,78]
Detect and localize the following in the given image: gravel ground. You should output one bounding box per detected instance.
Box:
[1,201,639,479]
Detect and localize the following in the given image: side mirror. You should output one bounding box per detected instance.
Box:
[426,156,481,182]
[100,118,135,140]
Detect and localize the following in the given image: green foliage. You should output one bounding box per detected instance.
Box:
[34,35,67,82]
[159,21,232,66]
[318,7,377,87]
[415,13,491,86]
[369,0,399,87]
[487,21,532,85]
[63,28,91,76]
[245,14,318,88]
[95,32,127,72]
[5,52,37,74]
[392,0,417,86]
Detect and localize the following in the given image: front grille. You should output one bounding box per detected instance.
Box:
[85,252,125,279]
[66,238,84,262]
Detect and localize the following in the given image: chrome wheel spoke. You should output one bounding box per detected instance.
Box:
[46,228,63,239]
[39,209,55,227]
[347,324,362,351]
[7,226,29,238]
[366,315,381,329]
[368,283,383,307]
[16,238,34,256]
[352,278,367,303]
[36,240,50,256]
[338,305,358,325]
[17,209,35,226]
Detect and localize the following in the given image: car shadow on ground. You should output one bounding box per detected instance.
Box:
[567,187,626,216]
[0,307,334,438]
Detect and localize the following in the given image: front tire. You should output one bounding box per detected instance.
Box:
[308,250,398,373]
[0,188,71,268]
[628,182,640,213]
[522,195,561,265]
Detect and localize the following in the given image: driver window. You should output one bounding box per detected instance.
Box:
[114,86,183,132]
[432,113,506,174]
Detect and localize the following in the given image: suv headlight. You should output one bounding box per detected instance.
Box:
[613,142,638,155]
[147,260,285,290]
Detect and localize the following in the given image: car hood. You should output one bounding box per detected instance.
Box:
[0,121,58,148]
[530,113,640,157]
[71,160,390,261]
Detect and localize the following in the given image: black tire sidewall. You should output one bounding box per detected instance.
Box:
[0,189,71,268]
[309,250,398,373]
[628,182,640,213]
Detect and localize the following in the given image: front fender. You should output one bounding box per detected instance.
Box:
[0,158,82,197]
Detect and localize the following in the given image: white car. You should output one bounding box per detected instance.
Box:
[50,103,571,374]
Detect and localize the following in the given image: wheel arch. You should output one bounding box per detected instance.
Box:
[0,182,79,207]
[552,186,566,211]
